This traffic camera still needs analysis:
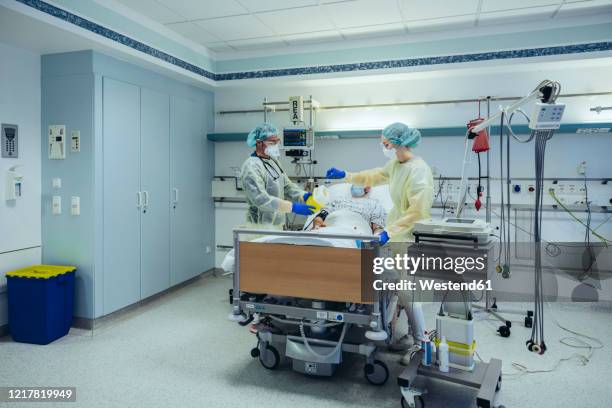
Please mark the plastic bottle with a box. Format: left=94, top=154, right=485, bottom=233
left=411, top=302, right=426, bottom=344
left=438, top=336, right=449, bottom=373
left=421, top=332, right=435, bottom=366
left=306, top=185, right=330, bottom=212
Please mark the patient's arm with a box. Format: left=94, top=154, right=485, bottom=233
left=313, top=216, right=327, bottom=229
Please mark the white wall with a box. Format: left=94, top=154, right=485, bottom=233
left=0, top=43, right=42, bottom=327
left=213, top=59, right=612, bottom=266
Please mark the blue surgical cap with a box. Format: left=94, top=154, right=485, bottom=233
left=382, top=122, right=421, bottom=148
left=246, top=123, right=279, bottom=147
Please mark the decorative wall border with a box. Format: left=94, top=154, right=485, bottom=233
left=16, top=0, right=612, bottom=82
left=16, top=0, right=216, bottom=80
left=214, top=42, right=612, bottom=81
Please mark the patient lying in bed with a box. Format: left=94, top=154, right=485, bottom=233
left=220, top=209, right=376, bottom=274
left=311, top=186, right=387, bottom=234
left=220, top=185, right=388, bottom=273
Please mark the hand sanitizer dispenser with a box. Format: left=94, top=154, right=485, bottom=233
left=6, top=165, right=23, bottom=201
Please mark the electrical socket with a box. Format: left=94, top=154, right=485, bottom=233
left=577, top=161, right=587, bottom=175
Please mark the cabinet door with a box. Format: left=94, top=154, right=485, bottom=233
left=140, top=88, right=170, bottom=298
left=170, top=96, right=205, bottom=285
left=102, top=78, right=141, bottom=314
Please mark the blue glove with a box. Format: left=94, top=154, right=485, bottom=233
left=378, top=230, right=389, bottom=246
left=292, top=202, right=316, bottom=216
left=325, top=167, right=346, bottom=179
left=303, top=192, right=312, bottom=202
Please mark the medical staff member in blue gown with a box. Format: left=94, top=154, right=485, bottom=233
left=240, top=123, right=315, bottom=230
left=325, top=122, right=434, bottom=244
left=325, top=122, right=434, bottom=364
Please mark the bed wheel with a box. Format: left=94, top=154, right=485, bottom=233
left=259, top=344, right=280, bottom=370
left=364, top=359, right=389, bottom=385
left=250, top=347, right=260, bottom=358
left=497, top=325, right=511, bottom=338
left=401, top=396, right=425, bottom=408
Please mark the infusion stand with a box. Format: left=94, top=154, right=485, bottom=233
left=471, top=87, right=559, bottom=336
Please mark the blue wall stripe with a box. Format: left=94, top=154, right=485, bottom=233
left=17, top=0, right=612, bottom=82
left=207, top=123, right=612, bottom=142
left=214, top=42, right=612, bottom=81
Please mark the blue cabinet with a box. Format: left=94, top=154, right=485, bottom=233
left=170, top=96, right=206, bottom=285
left=102, top=82, right=175, bottom=314
left=41, top=51, right=214, bottom=320
left=102, top=78, right=142, bottom=314
left=140, top=88, right=171, bottom=299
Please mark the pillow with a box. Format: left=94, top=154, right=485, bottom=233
left=325, top=182, right=352, bottom=201
left=369, top=185, right=393, bottom=212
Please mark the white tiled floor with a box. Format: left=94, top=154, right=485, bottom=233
left=1, top=275, right=610, bottom=408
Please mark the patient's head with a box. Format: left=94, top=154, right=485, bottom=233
left=350, top=185, right=371, bottom=198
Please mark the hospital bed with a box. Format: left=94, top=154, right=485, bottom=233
left=228, top=227, right=392, bottom=384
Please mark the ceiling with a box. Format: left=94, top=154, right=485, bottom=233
left=111, top=0, right=612, bottom=54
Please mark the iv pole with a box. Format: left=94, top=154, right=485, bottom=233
left=473, top=96, right=521, bottom=336
left=472, top=85, right=553, bottom=336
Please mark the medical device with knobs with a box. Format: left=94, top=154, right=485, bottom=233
left=457, top=80, right=563, bottom=218
left=469, top=80, right=560, bottom=134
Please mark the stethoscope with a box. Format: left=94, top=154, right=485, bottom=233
left=256, top=154, right=284, bottom=181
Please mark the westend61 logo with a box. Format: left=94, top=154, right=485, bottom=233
left=372, top=253, right=487, bottom=275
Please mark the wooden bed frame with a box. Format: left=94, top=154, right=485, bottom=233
left=239, top=242, right=375, bottom=304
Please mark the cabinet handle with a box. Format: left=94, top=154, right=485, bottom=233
left=143, top=191, right=149, bottom=210
left=173, top=188, right=179, bottom=205
left=137, top=191, right=143, bottom=210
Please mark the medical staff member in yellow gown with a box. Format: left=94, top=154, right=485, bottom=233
left=325, top=122, right=434, bottom=364
left=241, top=123, right=315, bottom=231
left=325, top=122, right=434, bottom=243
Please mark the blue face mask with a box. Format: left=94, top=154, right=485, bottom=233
left=351, top=186, right=366, bottom=197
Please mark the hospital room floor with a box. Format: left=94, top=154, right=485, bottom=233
left=1, top=274, right=611, bottom=408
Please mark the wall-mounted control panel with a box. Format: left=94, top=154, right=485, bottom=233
left=48, top=125, right=66, bottom=159
left=529, top=103, right=565, bottom=130
left=71, top=130, right=81, bottom=153
left=1, top=124, right=18, bottom=158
